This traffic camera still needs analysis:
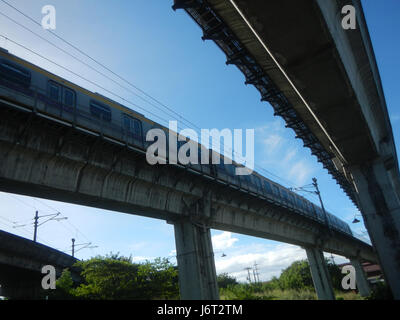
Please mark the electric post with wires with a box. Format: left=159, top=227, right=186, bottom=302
left=13, top=210, right=67, bottom=242
left=71, top=238, right=98, bottom=258
left=244, top=267, right=252, bottom=284
left=289, top=177, right=332, bottom=234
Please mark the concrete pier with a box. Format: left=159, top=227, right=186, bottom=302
left=349, top=258, right=371, bottom=297
left=351, top=161, right=400, bottom=299
left=306, top=247, right=335, bottom=300
left=173, top=220, right=219, bottom=300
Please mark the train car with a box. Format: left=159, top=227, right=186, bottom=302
left=0, top=47, right=353, bottom=237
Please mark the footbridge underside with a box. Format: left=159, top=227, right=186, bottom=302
left=172, top=0, right=400, bottom=299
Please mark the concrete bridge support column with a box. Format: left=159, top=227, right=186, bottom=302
left=351, top=161, right=400, bottom=299
left=306, top=247, right=335, bottom=300
left=173, top=220, right=219, bottom=300
left=349, top=258, right=371, bottom=297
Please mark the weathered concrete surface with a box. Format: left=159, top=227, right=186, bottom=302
left=306, top=247, right=335, bottom=300
left=349, top=258, right=371, bottom=297
left=173, top=221, right=219, bottom=299
left=0, top=104, right=376, bottom=265
left=0, top=230, right=78, bottom=299
left=351, top=162, right=400, bottom=299
left=205, top=0, right=398, bottom=182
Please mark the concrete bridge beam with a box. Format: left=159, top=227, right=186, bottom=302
left=173, top=220, right=219, bottom=300
left=351, top=160, right=400, bottom=299
left=349, top=258, right=371, bottom=297
left=306, top=247, right=335, bottom=300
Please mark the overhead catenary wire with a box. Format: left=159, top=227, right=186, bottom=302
left=0, top=34, right=173, bottom=128
left=1, top=193, right=96, bottom=251
left=0, top=0, right=201, bottom=129
left=0, top=32, right=298, bottom=190
left=0, top=213, right=55, bottom=246
left=0, top=10, right=200, bottom=128
left=0, top=219, right=31, bottom=238
left=0, top=1, right=303, bottom=189
left=31, top=197, right=93, bottom=244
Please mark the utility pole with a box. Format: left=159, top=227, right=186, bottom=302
left=253, top=262, right=260, bottom=283
left=244, top=267, right=252, bottom=283
left=72, top=241, right=98, bottom=257
left=72, top=238, right=75, bottom=257
left=252, top=266, right=257, bottom=284
left=312, top=177, right=331, bottom=233
left=13, top=211, right=67, bottom=242
left=33, top=210, right=39, bottom=242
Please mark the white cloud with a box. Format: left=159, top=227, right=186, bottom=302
left=282, top=148, right=297, bottom=164
left=212, top=232, right=239, bottom=251
left=254, top=121, right=318, bottom=188
left=262, top=134, right=283, bottom=152
left=214, top=243, right=307, bottom=282
left=131, top=256, right=155, bottom=263
left=288, top=161, right=314, bottom=186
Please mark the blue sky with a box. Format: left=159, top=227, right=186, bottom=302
left=0, top=0, right=398, bottom=282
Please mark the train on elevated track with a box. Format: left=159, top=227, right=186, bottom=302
left=0, top=47, right=353, bottom=236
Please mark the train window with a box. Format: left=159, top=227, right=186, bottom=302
left=64, top=88, right=75, bottom=108
left=303, top=200, right=311, bottom=212
left=49, top=81, right=61, bottom=101
left=295, top=196, right=303, bottom=208
left=280, top=189, right=290, bottom=202
left=0, top=60, right=31, bottom=86
left=272, top=184, right=281, bottom=197
left=253, top=175, right=262, bottom=191
left=243, top=174, right=252, bottom=189
left=289, top=193, right=296, bottom=205
left=263, top=181, right=273, bottom=194
left=316, top=206, right=323, bottom=217
left=90, top=101, right=111, bottom=122
left=123, top=114, right=142, bottom=140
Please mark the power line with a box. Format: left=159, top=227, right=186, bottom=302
left=0, top=0, right=200, bottom=128
left=31, top=197, right=93, bottom=244
left=0, top=1, right=302, bottom=189
left=0, top=219, right=32, bottom=239
left=0, top=213, right=54, bottom=247
left=2, top=193, right=95, bottom=249
left=0, top=10, right=201, bottom=129
left=0, top=214, right=16, bottom=225
left=2, top=33, right=297, bottom=190
left=0, top=1, right=193, bottom=129
left=20, top=196, right=87, bottom=241
left=4, top=193, right=36, bottom=210
left=0, top=34, right=172, bottom=127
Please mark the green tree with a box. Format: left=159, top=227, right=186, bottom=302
left=50, top=253, right=179, bottom=300
left=217, top=273, right=238, bottom=289
left=136, top=258, right=179, bottom=299
left=326, top=260, right=344, bottom=291
left=72, top=254, right=140, bottom=299
left=279, top=260, right=314, bottom=290
left=278, top=259, right=343, bottom=291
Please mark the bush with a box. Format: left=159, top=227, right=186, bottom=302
left=217, top=273, right=238, bottom=289
left=49, top=253, right=179, bottom=300
left=279, top=260, right=314, bottom=290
